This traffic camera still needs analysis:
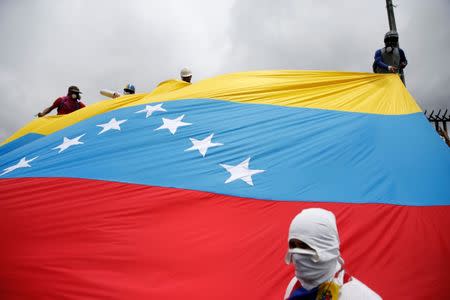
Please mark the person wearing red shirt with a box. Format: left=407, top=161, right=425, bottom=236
left=37, top=86, right=86, bottom=117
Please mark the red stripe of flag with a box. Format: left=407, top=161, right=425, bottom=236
left=1, top=178, right=449, bottom=299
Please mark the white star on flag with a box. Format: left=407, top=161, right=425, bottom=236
left=135, top=104, right=166, bottom=118
left=185, top=133, right=223, bottom=157
left=97, top=118, right=127, bottom=135
left=220, top=157, right=265, bottom=186
left=1, top=156, right=39, bottom=176
left=52, top=134, right=85, bottom=153
left=155, top=115, right=192, bottom=135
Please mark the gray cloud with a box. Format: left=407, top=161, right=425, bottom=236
left=1, top=0, right=449, bottom=142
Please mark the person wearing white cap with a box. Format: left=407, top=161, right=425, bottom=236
left=284, top=208, right=381, bottom=300
left=180, top=67, right=192, bottom=83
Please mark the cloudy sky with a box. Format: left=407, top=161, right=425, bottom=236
left=0, top=0, right=449, bottom=142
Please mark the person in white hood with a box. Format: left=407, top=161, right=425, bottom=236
left=284, top=208, right=381, bottom=300
left=180, top=67, right=192, bottom=83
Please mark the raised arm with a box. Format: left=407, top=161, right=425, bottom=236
left=37, top=98, right=61, bottom=117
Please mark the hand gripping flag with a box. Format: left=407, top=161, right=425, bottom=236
left=1, top=71, right=449, bottom=299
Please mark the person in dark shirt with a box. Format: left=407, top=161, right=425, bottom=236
left=37, top=86, right=86, bottom=117
left=373, top=31, right=408, bottom=85
left=180, top=67, right=192, bottom=83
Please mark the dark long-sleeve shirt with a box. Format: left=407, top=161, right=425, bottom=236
left=374, top=48, right=407, bottom=71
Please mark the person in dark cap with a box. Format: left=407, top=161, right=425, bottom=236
left=373, top=30, right=408, bottom=85
left=37, top=86, right=86, bottom=117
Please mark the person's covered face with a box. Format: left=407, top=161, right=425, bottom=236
left=285, top=208, right=341, bottom=291
left=384, top=37, right=398, bottom=50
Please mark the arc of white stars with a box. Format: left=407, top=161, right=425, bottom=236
left=135, top=104, right=166, bottom=118
left=185, top=133, right=223, bottom=157
left=52, top=134, right=85, bottom=153
left=1, top=156, right=39, bottom=176
left=155, top=115, right=192, bottom=135
left=97, top=118, right=127, bottom=135
left=220, top=157, right=265, bottom=186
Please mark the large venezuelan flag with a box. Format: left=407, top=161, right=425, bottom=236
left=1, top=71, right=449, bottom=299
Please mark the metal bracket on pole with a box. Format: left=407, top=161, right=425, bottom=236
left=424, top=109, right=450, bottom=132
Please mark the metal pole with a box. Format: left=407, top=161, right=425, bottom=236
left=386, top=0, right=397, bottom=31
left=385, top=0, right=406, bottom=85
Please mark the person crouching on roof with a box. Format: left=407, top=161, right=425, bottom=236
left=37, top=86, right=86, bottom=117
left=284, top=208, right=381, bottom=300
left=123, top=83, right=135, bottom=95
left=113, top=83, right=136, bottom=98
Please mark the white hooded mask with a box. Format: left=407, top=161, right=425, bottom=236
left=285, top=208, right=342, bottom=290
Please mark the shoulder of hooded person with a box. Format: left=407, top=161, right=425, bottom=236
left=339, top=276, right=382, bottom=300
left=284, top=271, right=382, bottom=300
left=284, top=277, right=300, bottom=299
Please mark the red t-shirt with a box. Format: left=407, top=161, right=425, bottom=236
left=50, top=96, right=85, bottom=115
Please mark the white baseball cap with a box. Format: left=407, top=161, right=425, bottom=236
left=180, top=67, right=192, bottom=78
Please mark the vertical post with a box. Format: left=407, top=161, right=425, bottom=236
left=385, top=0, right=406, bottom=84
left=443, top=110, right=448, bottom=132
left=386, top=0, right=397, bottom=31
